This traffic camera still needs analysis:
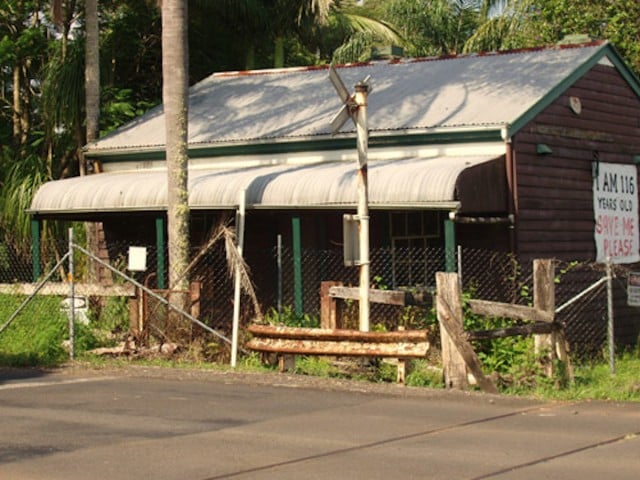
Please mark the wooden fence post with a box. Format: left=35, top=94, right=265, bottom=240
left=533, top=259, right=573, bottom=381
left=437, top=272, right=468, bottom=389
left=320, top=281, right=343, bottom=329
left=436, top=272, right=498, bottom=394
left=533, top=259, right=556, bottom=376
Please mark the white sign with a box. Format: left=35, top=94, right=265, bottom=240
left=593, top=162, right=639, bottom=263
left=128, top=246, right=147, bottom=271
left=627, top=272, right=640, bottom=306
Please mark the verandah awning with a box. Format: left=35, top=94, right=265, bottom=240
left=29, top=155, right=505, bottom=216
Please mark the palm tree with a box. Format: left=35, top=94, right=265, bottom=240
left=85, top=0, right=100, bottom=147
left=463, top=0, right=538, bottom=53
left=160, top=0, right=191, bottom=299
left=384, top=0, right=482, bottom=57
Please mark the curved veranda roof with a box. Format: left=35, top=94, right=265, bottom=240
left=29, top=155, right=506, bottom=217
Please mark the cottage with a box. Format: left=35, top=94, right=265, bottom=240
left=29, top=40, right=640, bottom=345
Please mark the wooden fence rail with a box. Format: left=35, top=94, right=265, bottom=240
left=246, top=324, right=431, bottom=383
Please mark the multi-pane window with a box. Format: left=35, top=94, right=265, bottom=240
left=390, top=211, right=440, bottom=287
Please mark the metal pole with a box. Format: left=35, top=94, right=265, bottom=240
left=606, top=259, right=615, bottom=375
left=231, top=190, right=246, bottom=368
left=68, top=227, right=75, bottom=360
left=355, top=81, right=370, bottom=332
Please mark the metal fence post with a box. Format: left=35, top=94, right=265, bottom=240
left=606, top=259, right=615, bottom=375
left=231, top=190, right=246, bottom=368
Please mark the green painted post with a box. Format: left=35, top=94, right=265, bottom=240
left=156, top=216, right=166, bottom=289
left=292, top=216, right=303, bottom=316
left=31, top=218, right=41, bottom=281
left=444, top=217, right=456, bottom=273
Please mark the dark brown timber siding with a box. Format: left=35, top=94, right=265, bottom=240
left=514, top=64, right=640, bottom=261
left=513, top=63, right=640, bottom=348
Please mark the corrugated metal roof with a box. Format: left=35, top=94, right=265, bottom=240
left=86, top=43, right=609, bottom=154
left=29, top=155, right=501, bottom=215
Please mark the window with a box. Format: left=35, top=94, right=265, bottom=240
left=390, top=211, right=441, bottom=287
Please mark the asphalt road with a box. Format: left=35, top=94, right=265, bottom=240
left=0, top=366, right=639, bottom=480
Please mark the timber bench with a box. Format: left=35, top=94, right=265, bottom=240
left=246, top=324, right=431, bottom=383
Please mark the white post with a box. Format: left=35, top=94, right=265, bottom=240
left=231, top=190, right=246, bottom=367
left=355, top=81, right=370, bottom=332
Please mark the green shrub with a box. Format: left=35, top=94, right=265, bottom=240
left=264, top=305, right=319, bottom=328
left=461, top=293, right=544, bottom=389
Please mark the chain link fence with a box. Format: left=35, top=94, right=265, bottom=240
left=271, top=245, right=639, bottom=359
left=1, top=235, right=638, bottom=364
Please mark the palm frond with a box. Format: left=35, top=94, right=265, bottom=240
left=463, top=0, right=534, bottom=53
left=40, top=40, right=85, bottom=135
left=223, top=223, right=263, bottom=321
left=339, top=13, right=403, bottom=45
left=0, top=153, right=49, bottom=250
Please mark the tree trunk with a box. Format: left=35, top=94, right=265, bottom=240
left=85, top=0, right=99, bottom=146
left=84, top=0, right=109, bottom=284
left=12, top=64, right=22, bottom=148
left=274, top=36, right=285, bottom=68
left=161, top=0, right=190, bottom=302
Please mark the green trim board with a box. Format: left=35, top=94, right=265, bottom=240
left=31, top=219, right=41, bottom=281
left=292, top=216, right=303, bottom=317
left=155, top=217, right=166, bottom=289
left=444, top=218, right=456, bottom=273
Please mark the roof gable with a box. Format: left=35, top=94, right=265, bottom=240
left=87, top=41, right=640, bottom=156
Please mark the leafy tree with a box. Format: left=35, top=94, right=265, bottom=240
left=527, top=0, right=640, bottom=74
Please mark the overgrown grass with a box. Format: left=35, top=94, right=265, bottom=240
left=0, top=294, right=108, bottom=366
left=517, top=349, right=640, bottom=402
left=0, top=295, right=69, bottom=366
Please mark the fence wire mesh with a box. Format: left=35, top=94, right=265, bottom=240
left=1, top=237, right=639, bottom=364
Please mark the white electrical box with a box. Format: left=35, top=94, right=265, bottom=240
left=343, top=214, right=360, bottom=266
